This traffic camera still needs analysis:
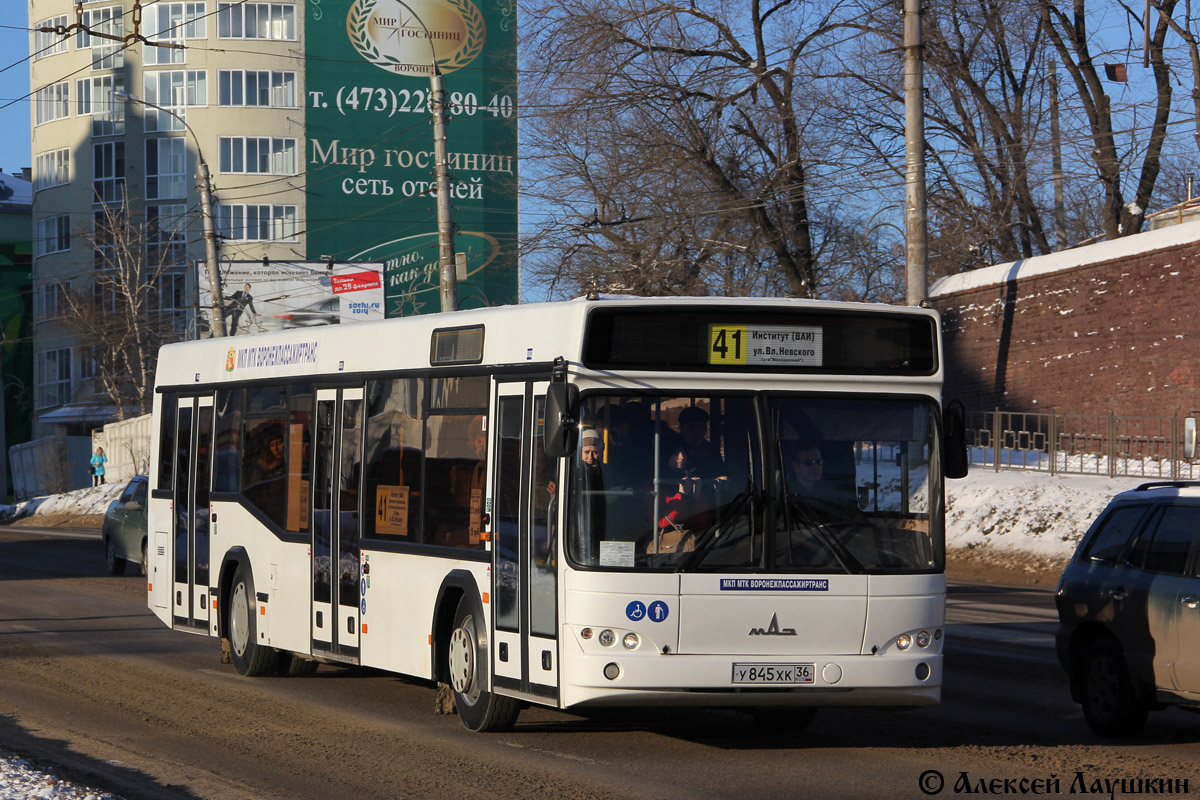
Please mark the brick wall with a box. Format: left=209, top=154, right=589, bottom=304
left=928, top=224, right=1200, bottom=418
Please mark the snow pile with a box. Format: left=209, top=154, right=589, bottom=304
left=944, top=470, right=1145, bottom=560
left=0, top=751, right=121, bottom=800
left=0, top=483, right=124, bottom=525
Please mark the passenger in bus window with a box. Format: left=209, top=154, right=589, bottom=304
left=247, top=425, right=286, bottom=486
left=578, top=429, right=607, bottom=538
left=677, top=406, right=724, bottom=478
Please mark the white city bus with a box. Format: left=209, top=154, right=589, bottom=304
left=147, top=295, right=967, bottom=731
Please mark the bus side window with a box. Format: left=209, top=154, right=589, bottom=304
left=213, top=388, right=244, bottom=493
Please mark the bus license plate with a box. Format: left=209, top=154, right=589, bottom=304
left=731, top=663, right=815, bottom=685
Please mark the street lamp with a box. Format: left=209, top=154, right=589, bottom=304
left=114, top=89, right=227, bottom=337
left=395, top=0, right=458, bottom=313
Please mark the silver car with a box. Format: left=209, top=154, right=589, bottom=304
left=1055, top=481, right=1200, bottom=736
left=102, top=475, right=149, bottom=575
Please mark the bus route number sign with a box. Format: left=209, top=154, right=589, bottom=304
left=708, top=324, right=823, bottom=367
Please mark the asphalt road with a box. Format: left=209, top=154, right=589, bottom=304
left=2, top=525, right=1198, bottom=800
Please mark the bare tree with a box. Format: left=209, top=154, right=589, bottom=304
left=1039, top=0, right=1175, bottom=238
left=521, top=0, right=870, bottom=299
left=59, top=199, right=188, bottom=418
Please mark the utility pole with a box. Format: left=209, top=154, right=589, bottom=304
left=430, top=68, right=458, bottom=313
left=114, top=90, right=226, bottom=336
left=903, top=0, right=929, bottom=306
left=196, top=158, right=226, bottom=336
left=1050, top=61, right=1067, bottom=251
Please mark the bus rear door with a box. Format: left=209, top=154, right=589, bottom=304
left=171, top=395, right=213, bottom=632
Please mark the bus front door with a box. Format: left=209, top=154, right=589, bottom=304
left=311, top=387, right=364, bottom=662
left=171, top=395, right=213, bottom=632
left=491, top=381, right=560, bottom=703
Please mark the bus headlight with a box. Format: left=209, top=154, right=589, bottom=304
left=580, top=627, right=593, bottom=640
left=916, top=630, right=931, bottom=648
left=622, top=633, right=639, bottom=650
left=896, top=633, right=913, bottom=650
left=598, top=629, right=616, bottom=647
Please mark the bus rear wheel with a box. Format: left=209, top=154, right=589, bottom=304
left=228, top=564, right=277, bottom=677
left=448, top=596, right=519, bottom=732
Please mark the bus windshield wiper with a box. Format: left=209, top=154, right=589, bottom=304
left=676, top=486, right=755, bottom=572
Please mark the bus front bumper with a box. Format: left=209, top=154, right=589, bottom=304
left=556, top=650, right=943, bottom=709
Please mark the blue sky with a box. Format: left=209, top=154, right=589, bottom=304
left=0, top=5, right=31, bottom=174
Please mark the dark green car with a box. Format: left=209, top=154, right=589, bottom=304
left=103, top=475, right=148, bottom=575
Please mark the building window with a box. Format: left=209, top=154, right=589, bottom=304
left=36, top=348, right=73, bottom=409
left=93, top=141, right=125, bottom=203
left=144, top=2, right=208, bottom=65
left=219, top=137, right=296, bottom=174
left=76, top=6, right=125, bottom=70
left=143, top=70, right=207, bottom=131
left=147, top=204, right=188, bottom=266
left=35, top=82, right=70, bottom=125
left=34, top=283, right=68, bottom=318
left=217, top=70, right=295, bottom=107
left=147, top=138, right=188, bottom=200
left=218, top=204, right=298, bottom=241
left=217, top=3, right=296, bottom=40
left=76, top=75, right=125, bottom=136
left=34, top=149, right=71, bottom=191
left=35, top=215, right=71, bottom=257
left=78, top=346, right=98, bottom=382
left=34, top=17, right=69, bottom=58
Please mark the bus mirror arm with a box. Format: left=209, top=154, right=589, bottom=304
left=943, top=400, right=969, bottom=479
left=544, top=382, right=580, bottom=458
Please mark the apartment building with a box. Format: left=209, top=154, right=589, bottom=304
left=29, top=0, right=518, bottom=440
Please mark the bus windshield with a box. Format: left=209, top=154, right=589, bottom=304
left=566, top=394, right=943, bottom=574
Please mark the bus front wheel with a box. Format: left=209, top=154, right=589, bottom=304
left=228, top=564, right=277, bottom=677
left=448, top=596, right=519, bottom=732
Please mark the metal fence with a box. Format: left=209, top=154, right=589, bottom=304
left=965, top=409, right=1198, bottom=480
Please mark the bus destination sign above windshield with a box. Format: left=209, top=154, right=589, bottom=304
left=708, top=324, right=823, bottom=367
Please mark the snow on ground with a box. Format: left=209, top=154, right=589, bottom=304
left=0, top=749, right=122, bottom=800
left=0, top=467, right=1155, bottom=797
left=944, top=469, right=1147, bottom=561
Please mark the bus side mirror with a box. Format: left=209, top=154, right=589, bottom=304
left=1186, top=417, right=1197, bottom=460
left=943, top=401, right=969, bottom=479
left=544, top=383, right=579, bottom=457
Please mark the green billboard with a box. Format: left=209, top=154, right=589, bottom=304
left=306, top=0, right=518, bottom=315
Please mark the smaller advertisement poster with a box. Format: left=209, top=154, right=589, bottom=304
left=197, top=260, right=385, bottom=337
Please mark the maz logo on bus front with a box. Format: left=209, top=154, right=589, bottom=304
left=748, top=613, right=797, bottom=636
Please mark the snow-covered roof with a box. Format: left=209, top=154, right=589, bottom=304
left=0, top=169, right=32, bottom=209
left=929, top=220, right=1200, bottom=297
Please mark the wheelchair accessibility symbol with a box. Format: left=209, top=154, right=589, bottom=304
left=626, top=600, right=670, bottom=622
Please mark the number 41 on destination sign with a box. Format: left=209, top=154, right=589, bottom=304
left=709, top=324, right=748, bottom=365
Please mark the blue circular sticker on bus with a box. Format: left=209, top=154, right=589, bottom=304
left=360, top=598, right=367, bottom=615
left=648, top=600, right=669, bottom=622
left=625, top=601, right=646, bottom=621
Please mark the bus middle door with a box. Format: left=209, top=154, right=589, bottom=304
left=491, top=381, right=560, bottom=703
left=311, top=387, right=364, bottom=662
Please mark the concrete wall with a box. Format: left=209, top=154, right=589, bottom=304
left=928, top=222, right=1200, bottom=417
left=92, top=412, right=152, bottom=483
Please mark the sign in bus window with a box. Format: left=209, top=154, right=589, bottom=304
left=375, top=485, right=410, bottom=535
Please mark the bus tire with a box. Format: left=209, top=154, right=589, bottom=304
left=448, top=596, right=519, bottom=732
left=228, top=564, right=276, bottom=677
left=278, top=653, right=319, bottom=677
